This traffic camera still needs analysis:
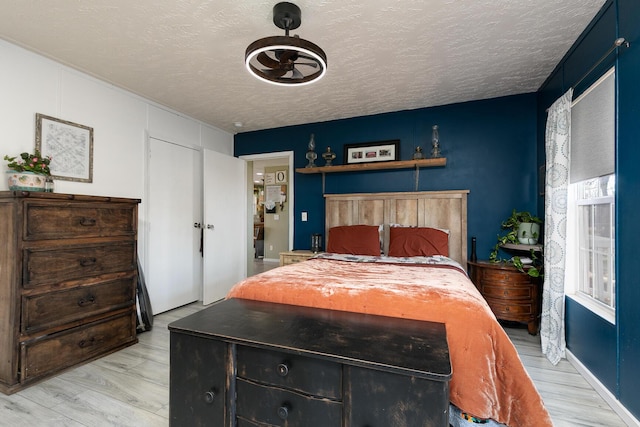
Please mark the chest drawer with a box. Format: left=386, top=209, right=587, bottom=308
left=21, top=312, right=135, bottom=381
left=236, top=378, right=342, bottom=427
left=22, top=274, right=136, bottom=333
left=481, top=283, right=534, bottom=300
left=236, top=345, right=342, bottom=399
left=23, top=241, right=136, bottom=287
left=23, top=202, right=137, bottom=240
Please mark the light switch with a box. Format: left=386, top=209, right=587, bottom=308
left=302, top=212, right=308, bottom=221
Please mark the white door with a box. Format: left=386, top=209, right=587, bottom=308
left=203, top=149, right=247, bottom=304
left=147, top=137, right=202, bottom=313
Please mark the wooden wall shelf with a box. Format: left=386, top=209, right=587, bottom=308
left=296, top=157, right=446, bottom=174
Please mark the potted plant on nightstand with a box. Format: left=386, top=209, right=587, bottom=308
left=4, top=150, right=52, bottom=192
left=489, top=210, right=543, bottom=277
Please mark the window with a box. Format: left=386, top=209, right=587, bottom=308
left=566, top=67, right=616, bottom=322
left=574, top=176, right=615, bottom=309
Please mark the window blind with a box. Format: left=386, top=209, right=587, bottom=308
left=570, top=68, right=615, bottom=183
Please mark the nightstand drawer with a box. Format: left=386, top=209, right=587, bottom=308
left=482, top=283, right=534, bottom=300
left=279, top=250, right=316, bottom=266
left=237, top=346, right=342, bottom=399
left=23, top=241, right=136, bottom=287
left=485, top=299, right=534, bottom=317
left=22, top=274, right=136, bottom=333
left=24, top=202, right=137, bottom=240
left=236, top=378, right=342, bottom=427
left=482, top=268, right=532, bottom=284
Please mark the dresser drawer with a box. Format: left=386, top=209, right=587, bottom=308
left=21, top=312, right=135, bottom=381
left=481, top=283, right=534, bottom=300
left=23, top=202, right=137, bottom=240
left=23, top=241, right=136, bottom=287
left=22, top=274, right=136, bottom=333
left=237, top=346, right=342, bottom=399
left=484, top=299, right=534, bottom=317
left=236, top=378, right=342, bottom=427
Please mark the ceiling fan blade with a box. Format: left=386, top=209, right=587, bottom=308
left=291, top=68, right=304, bottom=79
left=262, top=68, right=287, bottom=78
left=296, top=53, right=320, bottom=62
left=292, top=62, right=318, bottom=68
left=257, top=52, right=280, bottom=69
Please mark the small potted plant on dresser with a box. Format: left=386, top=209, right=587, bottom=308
left=4, top=150, right=52, bottom=192
left=489, top=209, right=543, bottom=277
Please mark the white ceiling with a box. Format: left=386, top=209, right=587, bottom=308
left=0, top=1, right=605, bottom=134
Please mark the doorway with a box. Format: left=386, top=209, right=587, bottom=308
left=241, top=151, right=294, bottom=276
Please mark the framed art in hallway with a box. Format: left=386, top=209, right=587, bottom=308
left=35, top=113, right=94, bottom=182
left=343, top=140, right=399, bottom=164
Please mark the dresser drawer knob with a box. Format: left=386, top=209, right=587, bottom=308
left=277, top=402, right=291, bottom=420
left=277, top=362, right=290, bottom=377
left=203, top=388, right=217, bottom=404
left=78, top=295, right=96, bottom=307
left=79, top=257, right=97, bottom=267
left=79, top=217, right=97, bottom=226
left=504, top=290, right=509, bottom=296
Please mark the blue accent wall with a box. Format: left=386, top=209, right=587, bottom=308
left=537, top=0, right=640, bottom=419
left=235, top=94, right=538, bottom=258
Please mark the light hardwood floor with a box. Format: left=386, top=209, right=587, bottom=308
left=0, top=302, right=629, bottom=426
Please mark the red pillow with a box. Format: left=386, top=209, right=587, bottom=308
left=387, top=226, right=449, bottom=257
left=327, top=225, right=381, bottom=256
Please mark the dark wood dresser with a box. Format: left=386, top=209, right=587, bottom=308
left=0, top=191, right=140, bottom=394
left=169, top=298, right=451, bottom=427
left=468, top=260, right=542, bottom=334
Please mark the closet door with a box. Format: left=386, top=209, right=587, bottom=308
left=147, top=137, right=202, bottom=313
left=202, top=149, right=247, bottom=304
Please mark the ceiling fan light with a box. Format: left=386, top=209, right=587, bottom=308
left=245, top=36, right=327, bottom=86
left=245, top=3, right=327, bottom=87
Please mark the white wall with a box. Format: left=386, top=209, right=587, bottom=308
left=0, top=39, right=234, bottom=267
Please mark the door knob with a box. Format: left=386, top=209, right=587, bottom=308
left=207, top=224, right=214, bottom=230
left=194, top=222, right=202, bottom=229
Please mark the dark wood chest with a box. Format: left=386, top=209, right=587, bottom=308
left=0, top=191, right=140, bottom=394
left=169, top=298, right=451, bottom=427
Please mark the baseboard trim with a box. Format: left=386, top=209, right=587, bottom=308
left=566, top=350, right=639, bottom=426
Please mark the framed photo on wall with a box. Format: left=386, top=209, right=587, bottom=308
left=35, top=113, right=94, bottom=182
left=343, top=140, right=399, bottom=164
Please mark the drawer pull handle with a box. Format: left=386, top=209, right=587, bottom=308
left=203, top=388, right=217, bottom=404
left=78, top=337, right=96, bottom=348
left=79, top=257, right=97, bottom=267
left=277, top=362, right=290, bottom=377
left=79, top=217, right=97, bottom=226
left=504, top=290, right=509, bottom=296
left=277, top=402, right=291, bottom=420
left=78, top=295, right=96, bottom=307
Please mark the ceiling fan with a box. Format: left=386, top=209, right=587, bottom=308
left=245, top=2, right=327, bottom=86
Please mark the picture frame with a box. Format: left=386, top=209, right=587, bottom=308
left=343, top=140, right=399, bottom=164
left=35, top=113, right=94, bottom=182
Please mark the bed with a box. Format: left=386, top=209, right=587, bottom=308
left=227, top=191, right=552, bottom=427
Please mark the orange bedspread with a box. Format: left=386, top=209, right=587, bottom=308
left=227, top=257, right=552, bottom=427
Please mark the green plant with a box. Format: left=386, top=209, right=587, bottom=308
left=4, top=150, right=51, bottom=175
left=489, top=209, right=543, bottom=277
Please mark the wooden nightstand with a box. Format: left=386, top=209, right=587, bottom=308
left=279, top=250, right=317, bottom=266
left=468, top=260, right=542, bottom=335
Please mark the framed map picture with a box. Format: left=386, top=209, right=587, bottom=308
left=35, top=113, right=94, bottom=182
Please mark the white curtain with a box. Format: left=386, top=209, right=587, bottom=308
left=541, top=89, right=572, bottom=365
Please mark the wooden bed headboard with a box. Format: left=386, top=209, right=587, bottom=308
left=324, top=190, right=469, bottom=267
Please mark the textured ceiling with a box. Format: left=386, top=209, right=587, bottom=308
left=0, top=0, right=605, bottom=134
